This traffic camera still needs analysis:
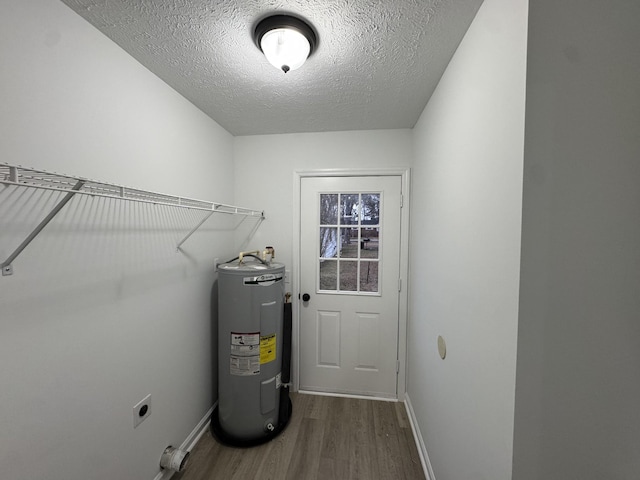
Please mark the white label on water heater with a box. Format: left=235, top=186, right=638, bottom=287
left=243, top=273, right=283, bottom=286
left=230, top=354, right=260, bottom=376
left=231, top=332, right=260, bottom=346
left=230, top=332, right=260, bottom=376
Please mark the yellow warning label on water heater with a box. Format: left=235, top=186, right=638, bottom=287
left=260, top=334, right=276, bottom=364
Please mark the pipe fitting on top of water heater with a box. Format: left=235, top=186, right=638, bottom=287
left=237, top=250, right=260, bottom=264
left=263, top=246, right=275, bottom=263
left=237, top=246, right=275, bottom=265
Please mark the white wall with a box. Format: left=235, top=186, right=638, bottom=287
left=0, top=2, right=235, bottom=479
left=408, top=0, right=528, bottom=478
left=512, top=1, right=640, bottom=479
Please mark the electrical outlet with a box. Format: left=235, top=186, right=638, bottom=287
left=133, top=394, right=151, bottom=428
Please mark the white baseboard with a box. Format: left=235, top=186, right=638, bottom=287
left=404, top=393, right=436, bottom=480
left=152, top=402, right=216, bottom=480
left=298, top=389, right=398, bottom=402
left=181, top=403, right=216, bottom=452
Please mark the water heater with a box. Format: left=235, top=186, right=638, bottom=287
left=211, top=256, right=290, bottom=446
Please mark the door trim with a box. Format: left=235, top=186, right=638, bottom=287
left=292, top=168, right=411, bottom=400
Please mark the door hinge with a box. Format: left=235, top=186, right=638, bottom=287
left=398, top=278, right=402, bottom=292
left=400, top=194, right=403, bottom=208
left=396, top=360, right=400, bottom=373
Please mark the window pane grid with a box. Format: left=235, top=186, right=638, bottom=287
left=318, top=192, right=381, bottom=294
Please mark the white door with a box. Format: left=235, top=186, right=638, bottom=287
left=299, top=175, right=402, bottom=398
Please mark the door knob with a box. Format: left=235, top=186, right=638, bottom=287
left=302, top=293, right=311, bottom=302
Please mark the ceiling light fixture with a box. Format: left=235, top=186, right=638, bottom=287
left=254, top=15, right=317, bottom=73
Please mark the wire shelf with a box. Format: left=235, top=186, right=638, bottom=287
left=0, top=163, right=265, bottom=275
left=0, top=163, right=263, bottom=216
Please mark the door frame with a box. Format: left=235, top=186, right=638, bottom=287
left=292, top=168, right=411, bottom=401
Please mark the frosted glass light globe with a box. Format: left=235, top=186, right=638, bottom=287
left=260, top=27, right=311, bottom=73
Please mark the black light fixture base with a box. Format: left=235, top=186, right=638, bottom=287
left=253, top=14, right=318, bottom=57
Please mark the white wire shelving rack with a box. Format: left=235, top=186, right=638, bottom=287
left=0, top=163, right=264, bottom=276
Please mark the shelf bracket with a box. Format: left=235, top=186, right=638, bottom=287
left=176, top=210, right=215, bottom=251
left=1, top=179, right=85, bottom=276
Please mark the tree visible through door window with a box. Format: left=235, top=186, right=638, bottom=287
left=318, top=192, right=380, bottom=293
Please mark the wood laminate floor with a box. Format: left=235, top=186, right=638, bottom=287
left=175, top=392, right=425, bottom=480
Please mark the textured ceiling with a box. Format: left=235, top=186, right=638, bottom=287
left=61, top=0, right=483, bottom=136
